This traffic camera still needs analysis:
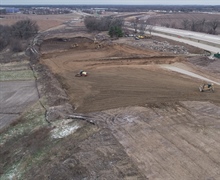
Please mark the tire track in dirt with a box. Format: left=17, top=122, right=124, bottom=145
left=87, top=102, right=220, bottom=180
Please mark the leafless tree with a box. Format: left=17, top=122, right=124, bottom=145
left=190, top=20, right=197, bottom=31
left=11, top=19, right=39, bottom=39
left=146, top=25, right=154, bottom=35
left=0, top=25, right=11, bottom=50
left=198, top=18, right=206, bottom=32
left=209, top=19, right=219, bottom=34
left=182, top=19, right=190, bottom=30
left=131, top=17, right=139, bottom=33
left=171, top=22, right=176, bottom=28
left=139, top=21, right=147, bottom=35
left=84, top=16, right=123, bottom=32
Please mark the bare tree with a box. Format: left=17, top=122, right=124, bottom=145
left=182, top=19, right=190, bottom=30
left=190, top=20, right=197, bottom=31
left=171, top=22, right=176, bottom=28
left=131, top=17, right=139, bottom=33
left=146, top=25, right=154, bottom=35
left=84, top=16, right=123, bottom=32
left=198, top=18, right=206, bottom=32
left=11, top=19, right=39, bottom=39
left=139, top=21, right=147, bottom=35
left=0, top=25, right=11, bottom=50
left=209, top=19, right=219, bottom=34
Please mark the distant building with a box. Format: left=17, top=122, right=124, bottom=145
left=5, top=7, right=19, bottom=13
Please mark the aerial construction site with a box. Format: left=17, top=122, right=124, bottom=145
left=1, top=8, right=220, bottom=180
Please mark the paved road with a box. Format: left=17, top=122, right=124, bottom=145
left=153, top=26, right=220, bottom=46
left=151, top=26, right=220, bottom=54
left=127, top=26, right=220, bottom=53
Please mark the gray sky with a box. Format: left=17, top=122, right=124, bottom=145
left=1, top=0, right=220, bottom=5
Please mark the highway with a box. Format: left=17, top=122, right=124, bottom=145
left=150, top=26, right=220, bottom=54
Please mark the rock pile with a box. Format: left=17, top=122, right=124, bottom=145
left=133, top=40, right=189, bottom=54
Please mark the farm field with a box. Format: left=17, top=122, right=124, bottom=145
left=0, top=61, right=39, bottom=131
left=0, top=13, right=81, bottom=31
left=1, top=12, right=220, bottom=180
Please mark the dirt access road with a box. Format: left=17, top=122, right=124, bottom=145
left=38, top=35, right=220, bottom=179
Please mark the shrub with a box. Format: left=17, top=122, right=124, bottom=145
left=0, top=25, right=11, bottom=50
left=10, top=38, right=23, bottom=52
left=109, top=26, right=123, bottom=38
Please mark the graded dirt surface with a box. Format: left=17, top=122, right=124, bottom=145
left=37, top=35, right=220, bottom=180
left=40, top=37, right=220, bottom=113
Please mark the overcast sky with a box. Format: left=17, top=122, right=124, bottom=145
left=1, top=0, right=220, bottom=5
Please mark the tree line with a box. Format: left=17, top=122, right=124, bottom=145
left=0, top=19, right=39, bottom=52
left=84, top=16, right=124, bottom=38
left=181, top=19, right=219, bottom=35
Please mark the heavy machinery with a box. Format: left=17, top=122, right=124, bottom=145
left=75, top=70, right=88, bottom=77
left=214, top=52, right=220, bottom=59
left=199, top=83, right=214, bottom=92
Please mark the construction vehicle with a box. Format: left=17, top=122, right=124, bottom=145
left=135, top=35, right=152, bottom=40
left=75, top=70, right=88, bottom=77
left=214, top=52, right=220, bottom=59
left=199, top=83, right=214, bottom=92
left=138, top=35, right=145, bottom=39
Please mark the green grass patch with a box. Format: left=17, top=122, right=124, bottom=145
left=0, top=70, right=34, bottom=81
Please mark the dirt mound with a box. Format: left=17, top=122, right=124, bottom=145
left=40, top=37, right=100, bottom=53
left=187, top=56, right=216, bottom=67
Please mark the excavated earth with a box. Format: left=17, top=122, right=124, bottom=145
left=37, top=36, right=220, bottom=179
left=1, top=34, right=220, bottom=180
left=40, top=37, right=220, bottom=113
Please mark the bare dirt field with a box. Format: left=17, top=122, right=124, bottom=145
left=0, top=13, right=81, bottom=31
left=40, top=37, right=220, bottom=113
left=37, top=33, right=220, bottom=179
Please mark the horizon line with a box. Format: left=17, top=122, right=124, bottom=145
left=1, top=4, right=220, bottom=6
